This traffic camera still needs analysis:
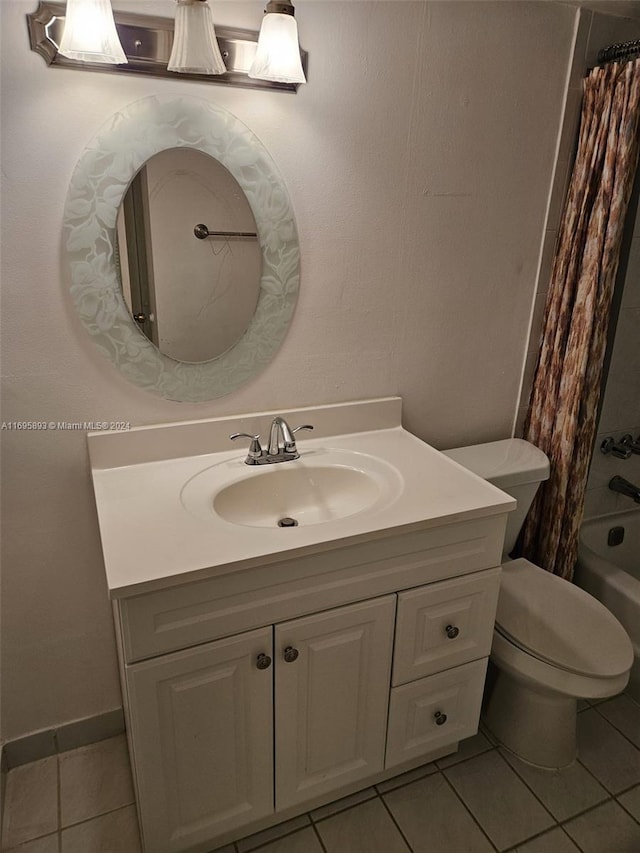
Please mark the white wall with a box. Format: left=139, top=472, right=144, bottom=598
left=0, top=0, right=576, bottom=741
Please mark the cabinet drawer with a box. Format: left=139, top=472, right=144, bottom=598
left=392, top=567, right=500, bottom=686
left=385, top=658, right=487, bottom=769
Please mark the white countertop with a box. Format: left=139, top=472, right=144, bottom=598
left=88, top=399, right=515, bottom=598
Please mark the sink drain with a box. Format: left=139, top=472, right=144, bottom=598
left=277, top=517, right=299, bottom=528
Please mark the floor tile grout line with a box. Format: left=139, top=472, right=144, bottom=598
left=308, top=789, right=378, bottom=824
left=56, top=752, right=62, bottom=853
left=58, top=801, right=137, bottom=835
left=556, top=794, right=622, bottom=834
left=2, top=755, right=62, bottom=851
left=553, top=794, right=640, bottom=853
left=452, top=748, right=559, bottom=839
left=371, top=742, right=499, bottom=800
left=500, top=824, right=567, bottom=853
left=310, top=819, right=328, bottom=853
left=590, top=699, right=640, bottom=752
left=559, top=793, right=614, bottom=824
left=241, top=824, right=314, bottom=853
left=613, top=793, right=640, bottom=828
left=372, top=767, right=436, bottom=798
left=558, top=823, right=587, bottom=853
left=438, top=769, right=500, bottom=852
left=615, top=779, right=640, bottom=798
left=434, top=742, right=496, bottom=773
left=501, top=822, right=588, bottom=853
left=236, top=817, right=313, bottom=853
left=497, top=746, right=612, bottom=825
left=376, top=788, right=418, bottom=852
left=574, top=753, right=635, bottom=799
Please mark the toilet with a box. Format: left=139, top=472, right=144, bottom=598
left=443, top=438, right=633, bottom=769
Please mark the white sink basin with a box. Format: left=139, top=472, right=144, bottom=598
left=181, top=449, right=404, bottom=528
left=87, top=398, right=516, bottom=595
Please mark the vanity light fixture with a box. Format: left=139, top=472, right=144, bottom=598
left=249, top=0, right=306, bottom=84
left=167, top=0, right=226, bottom=75
left=27, top=1, right=307, bottom=92
left=58, top=0, right=126, bottom=64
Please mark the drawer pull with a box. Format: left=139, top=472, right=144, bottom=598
left=445, top=624, right=460, bottom=639
left=256, top=653, right=272, bottom=670
left=434, top=711, right=447, bottom=726
left=283, top=646, right=299, bottom=663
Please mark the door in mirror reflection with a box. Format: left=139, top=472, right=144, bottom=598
left=117, top=148, right=262, bottom=363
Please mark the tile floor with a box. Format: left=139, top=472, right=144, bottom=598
left=3, top=693, right=640, bottom=853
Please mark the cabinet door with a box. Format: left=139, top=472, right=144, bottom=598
left=386, top=658, right=488, bottom=769
left=275, top=596, right=395, bottom=811
left=126, top=627, right=273, bottom=853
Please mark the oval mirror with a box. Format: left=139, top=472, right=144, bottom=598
left=63, top=95, right=299, bottom=402
left=117, top=148, right=262, bottom=363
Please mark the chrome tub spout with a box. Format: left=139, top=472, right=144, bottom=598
left=609, top=476, right=640, bottom=504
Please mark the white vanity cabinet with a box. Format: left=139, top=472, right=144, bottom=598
left=115, top=555, right=501, bottom=853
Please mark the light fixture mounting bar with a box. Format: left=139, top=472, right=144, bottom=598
left=27, top=1, right=307, bottom=92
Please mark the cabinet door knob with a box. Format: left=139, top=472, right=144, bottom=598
left=256, top=653, right=272, bottom=670
left=445, top=624, right=459, bottom=639
left=283, top=646, right=299, bottom=663
left=434, top=711, right=447, bottom=726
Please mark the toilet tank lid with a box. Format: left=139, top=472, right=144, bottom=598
left=442, top=439, right=550, bottom=489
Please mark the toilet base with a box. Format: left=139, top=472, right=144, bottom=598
left=483, top=667, right=577, bottom=769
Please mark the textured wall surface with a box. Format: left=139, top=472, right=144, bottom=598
left=1, top=0, right=575, bottom=740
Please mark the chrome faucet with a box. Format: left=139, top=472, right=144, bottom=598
left=267, top=417, right=313, bottom=460
left=268, top=416, right=297, bottom=456
left=230, top=417, right=313, bottom=465
left=609, top=476, right=640, bottom=504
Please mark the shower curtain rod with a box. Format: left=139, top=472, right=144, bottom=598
left=597, top=38, right=640, bottom=65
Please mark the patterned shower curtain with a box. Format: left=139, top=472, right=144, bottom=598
left=519, top=57, right=640, bottom=580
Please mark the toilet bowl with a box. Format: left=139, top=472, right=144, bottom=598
left=483, top=557, right=632, bottom=767
left=443, top=440, right=633, bottom=768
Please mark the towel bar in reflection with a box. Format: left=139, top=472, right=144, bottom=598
left=194, top=223, right=257, bottom=240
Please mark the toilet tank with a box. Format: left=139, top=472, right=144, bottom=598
left=442, top=439, right=550, bottom=557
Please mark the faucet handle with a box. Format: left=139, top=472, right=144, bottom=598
left=230, top=432, right=263, bottom=461
left=292, top=424, right=314, bottom=435
left=620, top=434, right=640, bottom=455
left=287, top=424, right=314, bottom=452
left=600, top=437, right=632, bottom=459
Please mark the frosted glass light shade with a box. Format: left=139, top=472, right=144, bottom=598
left=58, top=0, right=127, bottom=64
left=168, top=0, right=226, bottom=75
left=249, top=13, right=306, bottom=84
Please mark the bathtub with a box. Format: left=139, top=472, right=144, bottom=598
left=575, top=509, right=640, bottom=702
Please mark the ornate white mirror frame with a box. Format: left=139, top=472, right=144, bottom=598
left=63, top=95, right=300, bottom=402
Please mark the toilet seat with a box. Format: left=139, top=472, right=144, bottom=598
left=495, top=558, right=633, bottom=678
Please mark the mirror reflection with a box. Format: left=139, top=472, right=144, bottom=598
left=116, top=148, right=262, bottom=363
